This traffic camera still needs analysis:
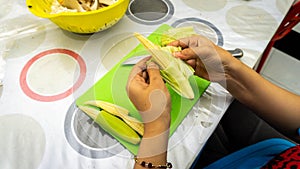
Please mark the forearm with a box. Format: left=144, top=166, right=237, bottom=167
left=134, top=113, right=171, bottom=169
left=134, top=130, right=169, bottom=169
left=224, top=58, right=300, bottom=141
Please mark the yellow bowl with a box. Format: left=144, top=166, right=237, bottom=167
left=26, top=0, right=129, bottom=33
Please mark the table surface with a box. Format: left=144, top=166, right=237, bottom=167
left=0, top=0, right=295, bottom=168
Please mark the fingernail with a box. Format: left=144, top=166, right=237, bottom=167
left=147, top=61, right=159, bottom=69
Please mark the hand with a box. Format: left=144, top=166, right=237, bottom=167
left=126, top=57, right=171, bottom=128
left=127, top=57, right=171, bottom=163
left=168, top=35, right=236, bottom=83
left=169, top=36, right=300, bottom=142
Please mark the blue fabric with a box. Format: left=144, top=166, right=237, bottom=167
left=298, top=128, right=300, bottom=136
left=203, top=138, right=296, bottom=169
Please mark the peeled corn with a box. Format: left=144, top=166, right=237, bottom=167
left=78, top=100, right=144, bottom=144
left=134, top=32, right=195, bottom=99
left=84, top=100, right=144, bottom=136
left=79, top=106, right=141, bottom=144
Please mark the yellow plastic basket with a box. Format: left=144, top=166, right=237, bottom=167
left=26, top=0, right=129, bottom=33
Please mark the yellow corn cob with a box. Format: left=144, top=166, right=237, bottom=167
left=134, top=32, right=170, bottom=69
left=134, top=32, right=195, bottom=99
left=84, top=100, right=144, bottom=136
left=79, top=106, right=141, bottom=145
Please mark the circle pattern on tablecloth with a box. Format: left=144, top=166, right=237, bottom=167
left=64, top=102, right=126, bottom=159
left=0, top=0, right=12, bottom=18
left=100, top=33, right=140, bottom=71
left=126, top=0, right=174, bottom=25
left=0, top=114, right=46, bottom=169
left=20, top=48, right=86, bottom=102
left=182, top=0, right=227, bottom=11
left=226, top=5, right=278, bottom=41
left=0, top=15, right=46, bottom=58
left=172, top=17, right=224, bottom=46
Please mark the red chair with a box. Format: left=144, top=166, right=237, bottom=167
left=256, top=1, right=300, bottom=73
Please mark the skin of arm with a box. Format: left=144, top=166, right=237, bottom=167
left=169, top=35, right=300, bottom=142
left=226, top=57, right=300, bottom=142
left=126, top=57, right=171, bottom=169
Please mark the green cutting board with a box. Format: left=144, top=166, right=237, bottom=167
left=76, top=24, right=210, bottom=155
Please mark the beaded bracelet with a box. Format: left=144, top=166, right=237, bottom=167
left=134, top=156, right=173, bottom=168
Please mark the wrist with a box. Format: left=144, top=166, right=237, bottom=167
left=221, top=57, right=244, bottom=88
left=144, top=110, right=170, bottom=137
left=143, top=118, right=170, bottom=137
left=137, top=122, right=170, bottom=158
left=223, top=58, right=258, bottom=104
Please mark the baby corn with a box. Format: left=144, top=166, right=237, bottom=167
left=134, top=32, right=195, bottom=99
left=78, top=100, right=144, bottom=144
left=84, top=100, right=144, bottom=136
left=79, top=106, right=141, bottom=144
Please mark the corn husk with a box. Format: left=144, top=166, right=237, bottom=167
left=134, top=32, right=195, bottom=99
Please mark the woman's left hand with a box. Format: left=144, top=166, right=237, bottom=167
left=126, top=57, right=171, bottom=129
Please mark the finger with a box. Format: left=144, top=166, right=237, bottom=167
left=127, top=56, right=151, bottom=84
left=173, top=48, right=198, bottom=60
left=167, top=39, right=189, bottom=48
left=146, top=62, right=164, bottom=86
left=126, top=71, right=150, bottom=100
left=168, top=35, right=203, bottom=47
left=185, top=59, right=197, bottom=69
left=142, top=70, right=148, bottom=80
left=178, top=46, right=215, bottom=62
left=191, top=46, right=213, bottom=59
left=126, top=56, right=151, bottom=93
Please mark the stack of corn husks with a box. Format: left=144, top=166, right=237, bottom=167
left=51, top=0, right=118, bottom=13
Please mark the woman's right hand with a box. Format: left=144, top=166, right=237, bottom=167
left=168, top=35, right=239, bottom=84
left=169, top=36, right=300, bottom=142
